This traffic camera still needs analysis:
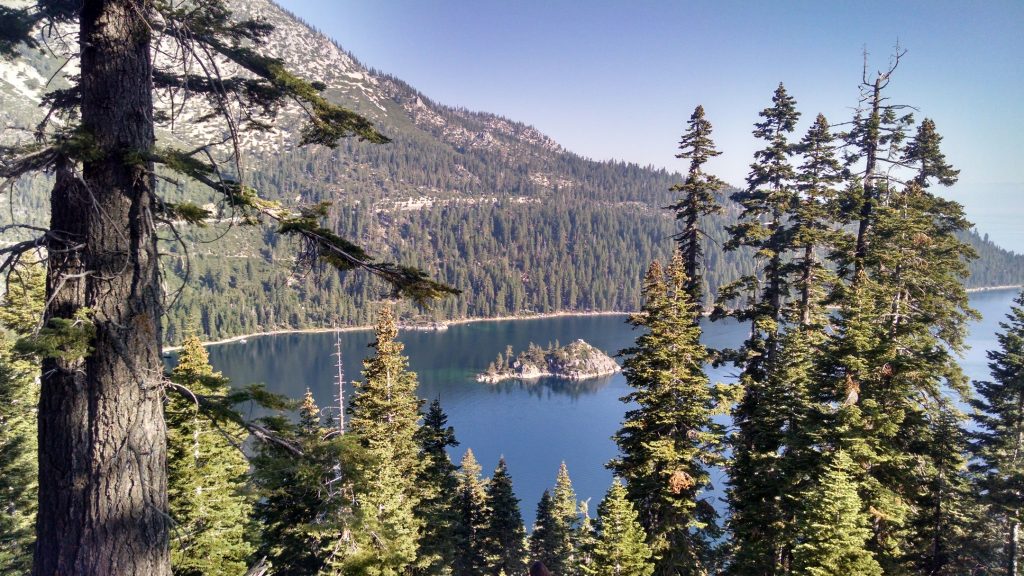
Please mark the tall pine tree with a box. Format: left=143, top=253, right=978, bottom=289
left=484, top=458, right=528, bottom=575
left=530, top=490, right=561, bottom=572
left=413, top=399, right=461, bottom=575
left=347, top=307, right=424, bottom=574
left=667, top=105, right=725, bottom=310
left=971, top=291, right=1024, bottom=576
left=590, top=479, right=654, bottom=576
left=611, top=251, right=723, bottom=575
left=454, top=449, right=491, bottom=576
left=166, top=335, right=254, bottom=576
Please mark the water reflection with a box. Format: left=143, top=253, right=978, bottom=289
left=486, top=374, right=617, bottom=399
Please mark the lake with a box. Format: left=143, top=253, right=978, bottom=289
left=202, top=289, right=1020, bottom=524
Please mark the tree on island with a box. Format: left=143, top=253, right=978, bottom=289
left=0, top=1, right=454, bottom=573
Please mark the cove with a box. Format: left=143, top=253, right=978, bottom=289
left=199, top=289, right=1019, bottom=524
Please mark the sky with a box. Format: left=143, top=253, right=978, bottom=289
left=277, top=0, right=1024, bottom=253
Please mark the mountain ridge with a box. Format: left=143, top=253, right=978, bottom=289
left=1, top=0, right=1021, bottom=344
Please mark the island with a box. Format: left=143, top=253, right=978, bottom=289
left=476, top=339, right=621, bottom=383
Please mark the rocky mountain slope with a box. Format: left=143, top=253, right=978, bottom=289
left=1, top=0, right=1021, bottom=344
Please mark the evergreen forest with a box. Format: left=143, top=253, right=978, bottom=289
left=0, top=1, right=1023, bottom=575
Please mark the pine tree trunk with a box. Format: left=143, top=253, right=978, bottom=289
left=33, top=1, right=168, bottom=574
left=854, top=79, right=882, bottom=274
left=1010, top=521, right=1019, bottom=576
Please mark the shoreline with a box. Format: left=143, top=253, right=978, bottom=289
left=965, top=284, right=1022, bottom=293
left=163, top=310, right=632, bottom=352
left=164, top=285, right=1022, bottom=352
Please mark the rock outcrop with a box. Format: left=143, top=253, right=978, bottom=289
left=477, top=339, right=620, bottom=383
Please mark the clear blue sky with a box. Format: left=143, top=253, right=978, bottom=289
left=278, top=0, right=1024, bottom=253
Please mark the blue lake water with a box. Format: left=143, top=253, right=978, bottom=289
left=202, top=289, right=1019, bottom=524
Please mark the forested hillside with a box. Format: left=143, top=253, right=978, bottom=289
left=2, top=0, right=1020, bottom=345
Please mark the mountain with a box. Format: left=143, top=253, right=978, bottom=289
left=1, top=0, right=1021, bottom=344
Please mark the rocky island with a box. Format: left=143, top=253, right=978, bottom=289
left=476, top=339, right=621, bottom=383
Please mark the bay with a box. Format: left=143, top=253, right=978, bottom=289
left=202, top=289, right=1019, bottom=524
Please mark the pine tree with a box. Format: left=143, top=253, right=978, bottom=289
left=0, top=2, right=451, bottom=571
left=719, top=82, right=801, bottom=343
left=667, top=105, right=725, bottom=310
left=0, top=263, right=43, bottom=574
left=858, top=125, right=975, bottom=571
left=346, top=307, right=424, bottom=574
left=791, top=451, right=882, bottom=576
left=413, top=399, right=461, bottom=575
left=552, top=461, right=581, bottom=575
left=251, top=391, right=348, bottom=575
left=903, top=118, right=960, bottom=188
left=454, top=449, right=491, bottom=576
left=529, top=465, right=583, bottom=574
left=484, top=458, right=528, bottom=575
left=718, top=85, right=801, bottom=575
left=166, top=335, right=254, bottom=576
left=790, top=113, right=844, bottom=328
left=611, top=252, right=723, bottom=575
left=910, top=403, right=979, bottom=576
left=590, top=479, right=654, bottom=576
left=530, top=491, right=560, bottom=571
left=576, top=500, right=598, bottom=576
left=812, top=274, right=918, bottom=570
left=971, top=291, right=1024, bottom=576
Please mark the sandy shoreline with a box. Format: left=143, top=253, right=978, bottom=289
left=164, top=284, right=1022, bottom=352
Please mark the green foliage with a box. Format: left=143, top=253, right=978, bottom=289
left=611, top=252, right=723, bottom=575
left=0, top=265, right=43, bottom=574
left=344, top=307, right=425, bottom=574
left=413, top=399, right=461, bottom=575
left=166, top=335, right=255, bottom=576
left=0, top=260, right=45, bottom=332
left=971, top=290, right=1024, bottom=575
left=250, top=392, right=365, bottom=575
left=14, top=308, right=95, bottom=361
left=453, top=449, right=491, bottom=576
left=791, top=451, right=882, bottom=576
left=667, top=105, right=725, bottom=308
left=530, top=490, right=557, bottom=571
left=161, top=201, right=213, bottom=226
left=483, top=458, right=528, bottom=575
left=590, top=479, right=654, bottom=576
left=530, top=463, right=583, bottom=575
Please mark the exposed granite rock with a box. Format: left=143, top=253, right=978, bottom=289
left=476, top=339, right=620, bottom=383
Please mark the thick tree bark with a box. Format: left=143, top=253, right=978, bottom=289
left=34, top=0, right=168, bottom=574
